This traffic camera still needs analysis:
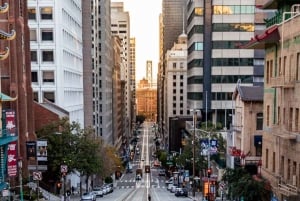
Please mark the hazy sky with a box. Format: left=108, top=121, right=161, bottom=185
left=111, top=0, right=162, bottom=82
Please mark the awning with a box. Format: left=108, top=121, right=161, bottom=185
left=0, top=92, right=17, bottom=102
left=241, top=25, right=280, bottom=49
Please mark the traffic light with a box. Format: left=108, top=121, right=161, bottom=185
left=145, top=165, right=150, bottom=173
left=207, top=168, right=212, bottom=178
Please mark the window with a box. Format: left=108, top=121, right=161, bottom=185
left=265, top=149, right=269, bottom=169
left=256, top=113, right=263, bottom=130
left=173, top=75, right=176, bottom=80
left=41, top=30, right=53, bottom=41
left=43, top=91, right=55, bottom=102
left=30, top=29, right=37, bottom=41
left=31, top=51, right=37, bottom=63
left=173, top=89, right=176, bottom=94
left=173, top=62, right=176, bottom=68
left=28, top=8, right=36, bottom=20
left=33, top=92, right=39, bottom=102
left=31, top=71, right=38, bottom=83
left=41, top=7, right=53, bottom=20
left=42, top=50, right=54, bottom=62
left=42, top=71, right=54, bottom=83
left=266, top=105, right=270, bottom=127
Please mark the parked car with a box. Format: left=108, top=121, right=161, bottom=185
left=92, top=187, right=103, bottom=197
left=167, top=183, right=175, bottom=191
left=170, top=185, right=177, bottom=193
left=175, top=188, right=188, bottom=197
left=158, top=169, right=166, bottom=176
left=106, top=183, right=114, bottom=193
left=81, top=192, right=96, bottom=201
left=102, top=185, right=109, bottom=195
left=165, top=177, right=174, bottom=184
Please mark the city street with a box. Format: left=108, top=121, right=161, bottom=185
left=67, top=122, right=201, bottom=201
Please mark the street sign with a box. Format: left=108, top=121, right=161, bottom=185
left=60, top=165, right=68, bottom=173
left=33, top=171, right=42, bottom=181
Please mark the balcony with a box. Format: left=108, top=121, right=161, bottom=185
left=269, top=76, right=296, bottom=88
left=278, top=182, right=298, bottom=197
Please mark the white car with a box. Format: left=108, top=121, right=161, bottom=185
left=165, top=177, right=174, bottom=184
left=81, top=192, right=96, bottom=201
left=92, top=187, right=103, bottom=197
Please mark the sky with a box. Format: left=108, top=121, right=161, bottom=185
left=111, top=0, right=162, bottom=82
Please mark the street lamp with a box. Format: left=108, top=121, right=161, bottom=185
left=190, top=109, right=200, bottom=198
left=18, top=158, right=24, bottom=201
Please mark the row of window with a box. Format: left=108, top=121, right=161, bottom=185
left=188, top=58, right=253, bottom=68
left=213, top=5, right=255, bottom=15
left=265, top=149, right=300, bottom=185
left=187, top=75, right=253, bottom=84
left=28, top=7, right=53, bottom=20
left=32, top=71, right=54, bottom=83
left=213, top=23, right=254, bottom=32
left=265, top=52, right=300, bottom=84
left=187, top=92, right=235, bottom=101
left=30, top=29, right=53, bottom=42
left=266, top=106, right=300, bottom=132
left=31, top=50, right=54, bottom=63
left=188, top=42, right=203, bottom=54
left=33, top=91, right=55, bottom=103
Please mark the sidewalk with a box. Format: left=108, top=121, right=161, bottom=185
left=188, top=191, right=203, bottom=201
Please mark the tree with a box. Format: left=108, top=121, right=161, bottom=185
left=222, top=168, right=270, bottom=201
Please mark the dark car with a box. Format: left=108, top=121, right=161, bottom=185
left=158, top=169, right=166, bottom=176
left=175, top=188, right=188, bottom=197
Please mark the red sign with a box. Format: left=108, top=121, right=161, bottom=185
left=7, top=141, right=17, bottom=177
left=229, top=146, right=241, bottom=157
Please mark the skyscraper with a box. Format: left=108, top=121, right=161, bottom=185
left=111, top=2, right=132, bottom=138
left=187, top=0, right=261, bottom=127
left=28, top=0, right=84, bottom=126
left=91, top=0, right=113, bottom=143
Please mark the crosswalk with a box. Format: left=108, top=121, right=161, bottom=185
left=116, top=184, right=167, bottom=189
left=116, top=178, right=167, bottom=189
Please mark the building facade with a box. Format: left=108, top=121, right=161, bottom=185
left=164, top=32, right=188, bottom=145
left=28, top=0, right=84, bottom=126
left=88, top=0, right=113, bottom=144
left=130, top=38, right=136, bottom=128
left=136, top=79, right=157, bottom=121
left=111, top=2, right=132, bottom=140
left=0, top=0, right=35, bottom=190
left=243, top=1, right=300, bottom=200
left=228, top=83, right=263, bottom=171
left=186, top=0, right=261, bottom=127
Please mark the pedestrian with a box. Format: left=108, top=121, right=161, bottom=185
left=148, top=194, right=151, bottom=201
left=71, top=186, right=74, bottom=195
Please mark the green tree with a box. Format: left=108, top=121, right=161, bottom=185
left=222, top=168, right=270, bottom=201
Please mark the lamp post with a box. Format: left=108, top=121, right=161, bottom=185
left=190, top=109, right=200, bottom=198
left=18, top=158, right=24, bottom=201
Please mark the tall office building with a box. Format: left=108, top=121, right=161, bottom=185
left=130, top=38, right=136, bottom=127
left=111, top=2, right=131, bottom=137
left=87, top=0, right=114, bottom=143
left=162, top=0, right=188, bottom=55
left=28, top=0, right=84, bottom=126
left=186, top=0, right=263, bottom=127
left=82, top=0, right=93, bottom=128
left=159, top=0, right=188, bottom=138
left=146, top=60, right=153, bottom=86
left=164, top=32, right=188, bottom=137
